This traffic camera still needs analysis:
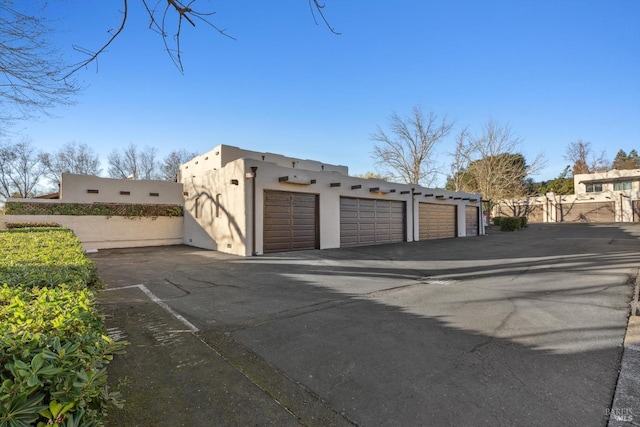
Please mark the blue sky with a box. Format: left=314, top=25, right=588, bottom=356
left=9, top=0, right=640, bottom=185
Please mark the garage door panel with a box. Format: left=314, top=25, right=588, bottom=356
left=340, top=197, right=406, bottom=247
left=264, top=191, right=319, bottom=253
left=465, top=206, right=479, bottom=236
left=419, top=203, right=457, bottom=239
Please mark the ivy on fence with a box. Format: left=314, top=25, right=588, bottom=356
left=5, top=202, right=183, bottom=218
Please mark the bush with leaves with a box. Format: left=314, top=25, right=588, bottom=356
left=0, top=228, right=126, bottom=427
left=500, top=217, right=522, bottom=232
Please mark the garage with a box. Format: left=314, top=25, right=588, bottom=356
left=464, top=205, right=479, bottom=236
left=419, top=203, right=457, bottom=239
left=264, top=190, right=319, bottom=253
left=340, top=198, right=405, bottom=247
left=560, top=201, right=615, bottom=222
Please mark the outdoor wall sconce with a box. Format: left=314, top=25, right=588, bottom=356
left=369, top=187, right=391, bottom=194
left=351, top=184, right=362, bottom=190
left=330, top=182, right=341, bottom=187
left=278, top=174, right=312, bottom=185
left=230, top=179, right=239, bottom=185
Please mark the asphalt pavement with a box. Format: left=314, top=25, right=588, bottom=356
left=94, top=223, right=640, bottom=426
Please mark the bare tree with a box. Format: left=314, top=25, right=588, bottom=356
left=0, top=3, right=79, bottom=123
left=161, top=149, right=197, bottom=181
left=1, top=2, right=337, bottom=125
left=0, top=138, right=45, bottom=198
left=564, top=140, right=608, bottom=175
left=65, top=0, right=338, bottom=76
left=39, top=142, right=101, bottom=188
left=447, top=127, right=471, bottom=192
left=371, top=106, right=454, bottom=186
left=108, top=143, right=159, bottom=180
left=450, top=119, right=545, bottom=212
left=351, top=171, right=391, bottom=181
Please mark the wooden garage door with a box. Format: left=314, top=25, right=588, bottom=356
left=560, top=201, right=615, bottom=222
left=264, top=191, right=319, bottom=253
left=419, top=203, right=457, bottom=239
left=340, top=198, right=405, bottom=247
left=465, top=205, right=479, bottom=236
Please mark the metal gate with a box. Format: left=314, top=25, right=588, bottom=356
left=560, top=201, right=615, bottom=222
left=264, top=190, right=319, bottom=253
left=340, top=198, right=405, bottom=247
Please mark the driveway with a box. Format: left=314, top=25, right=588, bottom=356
left=94, top=223, right=640, bottom=426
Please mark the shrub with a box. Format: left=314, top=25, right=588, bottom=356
left=0, top=228, right=126, bottom=426
left=5, top=201, right=183, bottom=218
left=0, top=228, right=100, bottom=289
left=500, top=216, right=522, bottom=232
left=519, top=216, right=528, bottom=228
left=492, top=216, right=504, bottom=226
left=5, top=222, right=62, bottom=229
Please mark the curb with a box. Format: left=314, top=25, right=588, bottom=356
left=608, top=273, right=640, bottom=427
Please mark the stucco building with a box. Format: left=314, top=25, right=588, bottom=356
left=2, top=145, right=484, bottom=255
left=178, top=145, right=483, bottom=256
left=495, top=168, right=640, bottom=223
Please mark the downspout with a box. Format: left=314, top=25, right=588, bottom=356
left=411, top=188, right=416, bottom=241
left=251, top=166, right=258, bottom=256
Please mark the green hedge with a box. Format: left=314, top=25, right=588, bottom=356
left=500, top=217, right=522, bottom=232
left=5, top=202, right=183, bottom=218
left=493, top=216, right=504, bottom=226
left=0, top=228, right=100, bottom=289
left=0, top=228, right=126, bottom=427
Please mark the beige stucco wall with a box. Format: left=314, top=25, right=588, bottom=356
left=496, top=191, right=636, bottom=222
left=574, top=169, right=640, bottom=196
left=179, top=144, right=349, bottom=182
left=181, top=158, right=250, bottom=256
left=180, top=154, right=482, bottom=256
left=60, top=173, right=184, bottom=204
left=0, top=215, right=183, bottom=250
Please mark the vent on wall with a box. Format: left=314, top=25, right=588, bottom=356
left=149, top=192, right=159, bottom=197
left=87, top=189, right=99, bottom=194
left=120, top=191, right=131, bottom=195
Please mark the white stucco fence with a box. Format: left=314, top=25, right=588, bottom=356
left=0, top=215, right=183, bottom=251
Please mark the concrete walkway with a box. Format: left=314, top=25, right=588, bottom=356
left=94, top=223, right=640, bottom=426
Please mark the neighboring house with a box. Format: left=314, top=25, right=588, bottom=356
left=495, top=169, right=640, bottom=223
left=2, top=145, right=484, bottom=255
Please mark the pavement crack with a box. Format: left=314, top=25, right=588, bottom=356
left=186, top=276, right=240, bottom=288
left=164, top=278, right=191, bottom=296
left=493, top=299, right=517, bottom=335
left=195, top=330, right=357, bottom=426
left=230, top=298, right=357, bottom=331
